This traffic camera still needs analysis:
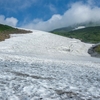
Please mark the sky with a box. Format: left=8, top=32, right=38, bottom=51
left=0, top=0, right=100, bottom=31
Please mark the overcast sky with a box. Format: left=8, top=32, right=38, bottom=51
left=0, top=0, right=100, bottom=31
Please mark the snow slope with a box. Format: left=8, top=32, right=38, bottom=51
left=0, top=30, right=91, bottom=58
left=0, top=30, right=100, bottom=100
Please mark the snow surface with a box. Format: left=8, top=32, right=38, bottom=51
left=0, top=30, right=100, bottom=100
left=73, top=26, right=85, bottom=30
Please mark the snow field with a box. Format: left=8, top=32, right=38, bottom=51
left=0, top=30, right=99, bottom=100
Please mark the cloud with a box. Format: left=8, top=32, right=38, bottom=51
left=49, top=4, right=57, bottom=13
left=87, top=0, right=94, bottom=5
left=0, top=15, right=18, bottom=27
left=22, top=1, right=100, bottom=31
left=0, top=0, right=37, bottom=11
left=87, top=0, right=100, bottom=6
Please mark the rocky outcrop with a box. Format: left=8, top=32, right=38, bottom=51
left=88, top=43, right=100, bottom=58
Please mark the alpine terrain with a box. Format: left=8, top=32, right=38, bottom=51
left=0, top=27, right=100, bottom=100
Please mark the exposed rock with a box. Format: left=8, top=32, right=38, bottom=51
left=88, top=43, right=100, bottom=58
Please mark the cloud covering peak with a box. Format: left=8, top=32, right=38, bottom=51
left=23, top=2, right=100, bottom=31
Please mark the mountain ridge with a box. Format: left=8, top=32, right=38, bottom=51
left=0, top=24, right=32, bottom=41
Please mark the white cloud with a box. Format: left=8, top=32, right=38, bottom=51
left=49, top=4, right=57, bottom=13
left=0, top=15, right=18, bottom=27
left=87, top=0, right=94, bottom=5
left=23, top=2, right=100, bottom=31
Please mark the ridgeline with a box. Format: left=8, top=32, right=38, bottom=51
left=0, top=24, right=32, bottom=41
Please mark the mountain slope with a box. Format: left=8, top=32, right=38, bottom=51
left=0, top=29, right=100, bottom=99
left=0, top=24, right=32, bottom=41
left=52, top=26, right=100, bottom=43
left=51, top=26, right=100, bottom=55
left=51, top=21, right=100, bottom=33
left=0, top=30, right=92, bottom=58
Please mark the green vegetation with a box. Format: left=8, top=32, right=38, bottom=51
left=0, top=24, right=32, bottom=41
left=94, top=45, right=100, bottom=53
left=52, top=26, right=100, bottom=43
left=0, top=24, right=16, bottom=32
left=51, top=26, right=100, bottom=54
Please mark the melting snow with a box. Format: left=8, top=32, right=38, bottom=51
left=0, top=30, right=100, bottom=100
left=73, top=26, right=85, bottom=30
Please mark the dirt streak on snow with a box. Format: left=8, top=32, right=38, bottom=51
left=0, top=30, right=100, bottom=100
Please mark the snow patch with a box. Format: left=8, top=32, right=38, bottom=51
left=73, top=26, right=85, bottom=30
